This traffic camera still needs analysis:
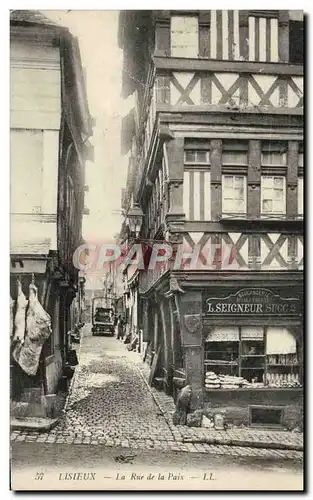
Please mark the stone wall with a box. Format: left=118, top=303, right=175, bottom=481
left=203, top=388, right=303, bottom=429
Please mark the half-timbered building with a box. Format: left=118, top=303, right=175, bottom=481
left=119, top=10, right=304, bottom=428
left=10, top=10, right=93, bottom=416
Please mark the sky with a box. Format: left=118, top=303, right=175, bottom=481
left=43, top=10, right=134, bottom=243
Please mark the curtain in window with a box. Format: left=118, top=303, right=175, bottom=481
left=266, top=327, right=297, bottom=354
left=222, top=152, right=248, bottom=165
left=261, top=151, right=287, bottom=166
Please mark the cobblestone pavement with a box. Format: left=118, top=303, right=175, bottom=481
left=10, top=325, right=303, bottom=461
left=137, top=364, right=304, bottom=451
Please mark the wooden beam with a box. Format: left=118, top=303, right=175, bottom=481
left=210, top=139, right=222, bottom=221
left=287, top=141, right=299, bottom=217
left=199, top=11, right=210, bottom=58
left=172, top=220, right=303, bottom=233
left=278, top=11, right=290, bottom=63
left=156, top=104, right=303, bottom=117
left=153, top=56, right=303, bottom=75
left=173, top=270, right=303, bottom=283
left=247, top=140, right=261, bottom=218
left=158, top=110, right=303, bottom=128
left=153, top=11, right=171, bottom=57
left=239, top=10, right=249, bottom=61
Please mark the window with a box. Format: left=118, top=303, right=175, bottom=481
left=222, top=140, right=248, bottom=166
left=204, top=326, right=301, bottom=388
left=222, top=151, right=248, bottom=165
left=261, top=176, right=286, bottom=215
left=171, top=16, right=199, bottom=58
left=10, top=129, right=43, bottom=214
left=298, top=177, right=303, bottom=216
left=289, top=21, right=304, bottom=64
left=262, top=151, right=287, bottom=166
left=222, top=175, right=246, bottom=214
left=261, top=142, right=287, bottom=166
left=155, top=76, right=170, bottom=104
left=184, top=150, right=210, bottom=164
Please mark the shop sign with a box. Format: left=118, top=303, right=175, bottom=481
left=205, top=288, right=301, bottom=316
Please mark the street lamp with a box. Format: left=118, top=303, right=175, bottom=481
left=126, top=203, right=144, bottom=239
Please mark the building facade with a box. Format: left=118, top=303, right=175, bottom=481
left=10, top=10, right=93, bottom=413
left=119, top=10, right=304, bottom=428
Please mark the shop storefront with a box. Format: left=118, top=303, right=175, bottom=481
left=202, top=287, right=303, bottom=429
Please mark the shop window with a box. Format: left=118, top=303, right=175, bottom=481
left=184, top=150, right=210, bottom=164
left=289, top=21, right=304, bottom=64
left=205, top=327, right=240, bottom=382
left=222, top=141, right=248, bottom=166
left=240, top=327, right=265, bottom=384
left=204, top=326, right=301, bottom=390
left=222, top=175, right=247, bottom=214
left=261, top=176, right=286, bottom=215
left=298, top=177, right=303, bottom=216
left=171, top=15, right=199, bottom=58
left=266, top=327, right=300, bottom=387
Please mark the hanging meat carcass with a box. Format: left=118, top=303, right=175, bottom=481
left=13, top=282, right=52, bottom=376
left=12, top=280, right=27, bottom=344
left=10, top=296, right=14, bottom=341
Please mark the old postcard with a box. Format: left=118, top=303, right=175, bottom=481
left=10, top=8, right=304, bottom=491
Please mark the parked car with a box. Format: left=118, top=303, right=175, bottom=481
left=92, top=307, right=115, bottom=336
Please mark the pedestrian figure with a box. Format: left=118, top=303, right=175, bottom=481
left=117, top=315, right=125, bottom=340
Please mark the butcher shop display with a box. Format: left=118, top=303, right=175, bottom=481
left=13, top=280, right=52, bottom=376
left=12, top=280, right=27, bottom=344
left=10, top=296, right=14, bottom=341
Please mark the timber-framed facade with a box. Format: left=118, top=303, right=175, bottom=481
left=119, top=10, right=303, bottom=428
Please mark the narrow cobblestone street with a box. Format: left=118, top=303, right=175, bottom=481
left=57, top=325, right=175, bottom=444
left=11, top=324, right=303, bottom=461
